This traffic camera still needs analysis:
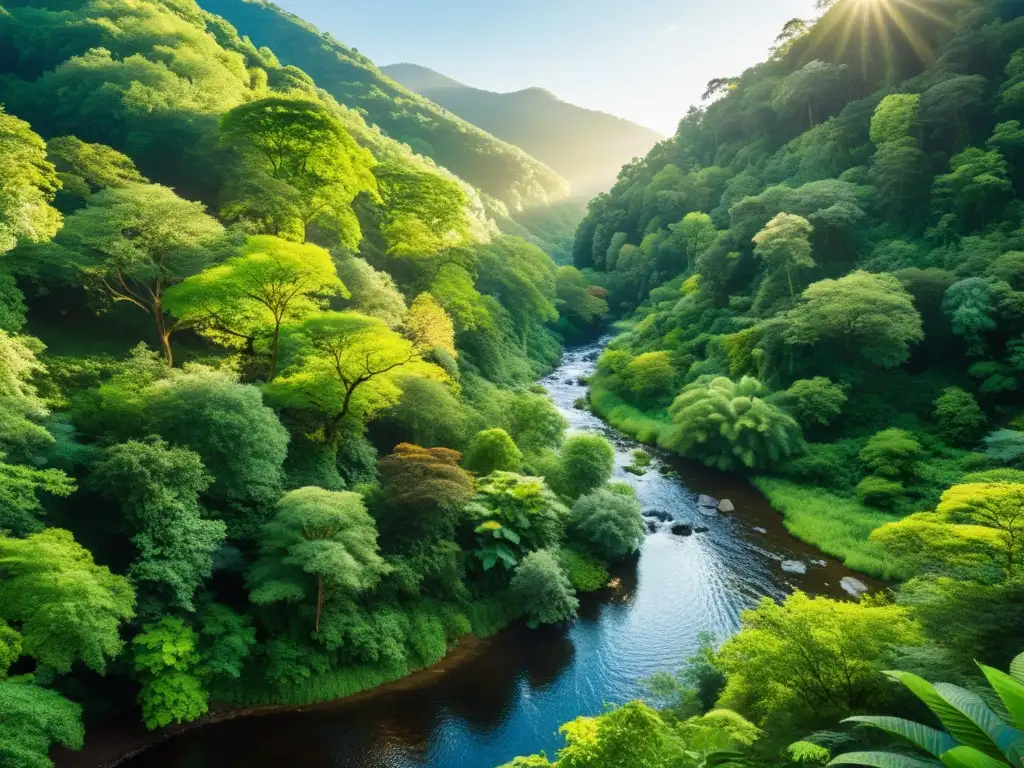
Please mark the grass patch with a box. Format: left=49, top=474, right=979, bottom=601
left=560, top=547, right=610, bottom=592
left=752, top=477, right=908, bottom=580
left=589, top=382, right=671, bottom=445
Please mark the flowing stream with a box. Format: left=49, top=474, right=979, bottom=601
left=111, top=338, right=870, bottom=768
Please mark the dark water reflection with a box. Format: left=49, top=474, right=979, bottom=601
left=119, top=338, right=871, bottom=768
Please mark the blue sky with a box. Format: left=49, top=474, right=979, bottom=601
left=274, top=0, right=818, bottom=135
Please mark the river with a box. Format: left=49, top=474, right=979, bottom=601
left=108, top=338, right=869, bottom=768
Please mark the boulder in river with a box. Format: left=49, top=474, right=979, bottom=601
left=697, top=494, right=718, bottom=508
left=840, top=577, right=870, bottom=599
left=645, top=520, right=659, bottom=534
left=781, top=560, right=808, bottom=574
left=718, top=499, right=735, bottom=513
left=752, top=527, right=767, bottom=534
left=810, top=559, right=828, bottom=568
left=693, top=526, right=710, bottom=534
left=698, top=506, right=718, bottom=517
left=670, top=523, right=693, bottom=536
left=643, top=509, right=673, bottom=522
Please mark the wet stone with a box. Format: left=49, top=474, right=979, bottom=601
left=781, top=560, right=808, bottom=574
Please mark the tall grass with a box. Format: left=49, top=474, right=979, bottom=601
left=589, top=382, right=671, bottom=445
left=752, top=477, right=907, bottom=580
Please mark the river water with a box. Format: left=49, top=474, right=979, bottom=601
left=113, top=338, right=868, bottom=768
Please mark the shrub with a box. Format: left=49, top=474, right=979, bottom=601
left=859, top=428, right=922, bottom=479
left=559, top=547, right=610, bottom=592
left=462, top=428, right=523, bottom=475
left=552, top=433, right=615, bottom=500
left=933, top=387, right=986, bottom=445
left=984, top=429, right=1024, bottom=467
left=510, top=550, right=579, bottom=627
left=568, top=488, right=645, bottom=561
left=855, top=475, right=905, bottom=508
left=660, top=376, right=803, bottom=471
left=781, top=377, right=846, bottom=428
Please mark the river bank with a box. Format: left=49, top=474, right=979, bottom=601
left=587, top=375, right=898, bottom=581
left=61, top=339, right=880, bottom=768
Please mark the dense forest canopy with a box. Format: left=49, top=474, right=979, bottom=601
left=0, top=0, right=616, bottom=764
left=500, top=0, right=1024, bottom=765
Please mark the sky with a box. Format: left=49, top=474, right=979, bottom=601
left=273, top=0, right=819, bottom=135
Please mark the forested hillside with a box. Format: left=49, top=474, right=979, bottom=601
left=0, top=0, right=617, bottom=763
left=382, top=63, right=664, bottom=197
left=196, top=0, right=570, bottom=212
left=503, top=0, right=1024, bottom=764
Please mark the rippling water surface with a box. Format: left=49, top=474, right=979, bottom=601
left=121, top=339, right=865, bottom=768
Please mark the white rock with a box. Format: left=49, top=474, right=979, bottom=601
left=753, top=527, right=767, bottom=534
left=718, top=498, right=735, bottom=513
left=781, top=560, right=808, bottom=574
left=840, top=576, right=870, bottom=599
left=697, top=494, right=718, bottom=507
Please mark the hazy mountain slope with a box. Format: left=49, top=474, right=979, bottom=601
left=383, top=62, right=664, bottom=196
left=198, top=0, right=569, bottom=211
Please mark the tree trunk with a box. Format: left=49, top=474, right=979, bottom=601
left=268, top=321, right=281, bottom=379
left=154, top=303, right=173, bottom=367
left=315, top=574, right=324, bottom=633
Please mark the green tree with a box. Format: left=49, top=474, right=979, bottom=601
left=0, top=528, right=135, bottom=675
left=660, top=377, right=803, bottom=471
left=870, top=94, right=920, bottom=145
left=374, top=162, right=471, bottom=258
left=510, top=549, right=579, bottom=627
left=985, top=430, right=1024, bottom=467
left=781, top=377, right=847, bottom=428
left=569, top=488, right=645, bottom=561
left=0, top=331, right=54, bottom=464
left=0, top=679, right=84, bottom=768
left=463, top=428, right=523, bottom=475
left=670, top=212, right=718, bottom=273
left=334, top=255, right=407, bottom=328
left=872, top=481, right=1024, bottom=580
left=268, top=312, right=444, bottom=444
left=717, top=591, right=922, bottom=728
left=131, top=617, right=207, bottom=729
left=0, top=107, right=61, bottom=256
left=943, top=278, right=998, bottom=355
left=783, top=271, right=923, bottom=370
left=465, top=472, right=566, bottom=570
left=625, top=351, right=675, bottom=402
left=376, top=443, right=475, bottom=546
left=46, top=135, right=144, bottom=212
left=144, top=368, right=289, bottom=516
left=552, top=433, right=615, bottom=500
left=89, top=438, right=225, bottom=616
left=934, top=387, right=986, bottom=445
left=753, top=213, right=815, bottom=297
left=248, top=487, right=388, bottom=633
left=55, top=183, right=224, bottom=365
left=504, top=391, right=567, bottom=455
left=932, top=148, right=1013, bottom=231
left=164, top=235, right=346, bottom=376
left=859, top=428, right=922, bottom=480
left=403, top=292, right=456, bottom=357
left=219, top=96, right=376, bottom=246
left=828, top=650, right=1024, bottom=768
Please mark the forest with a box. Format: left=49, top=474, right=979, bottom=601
left=499, top=0, right=1024, bottom=765
left=0, top=0, right=618, bottom=764
left=3, top=0, right=1024, bottom=766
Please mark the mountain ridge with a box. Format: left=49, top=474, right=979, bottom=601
left=382, top=62, right=664, bottom=196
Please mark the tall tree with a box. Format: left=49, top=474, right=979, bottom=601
left=0, top=528, right=135, bottom=675
left=0, top=107, right=61, bottom=256
left=55, top=183, right=224, bottom=365
left=753, top=213, right=815, bottom=297
left=219, top=97, right=375, bottom=246
left=267, top=312, right=445, bottom=444
left=164, top=235, right=346, bottom=376
left=248, top=487, right=387, bottom=633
